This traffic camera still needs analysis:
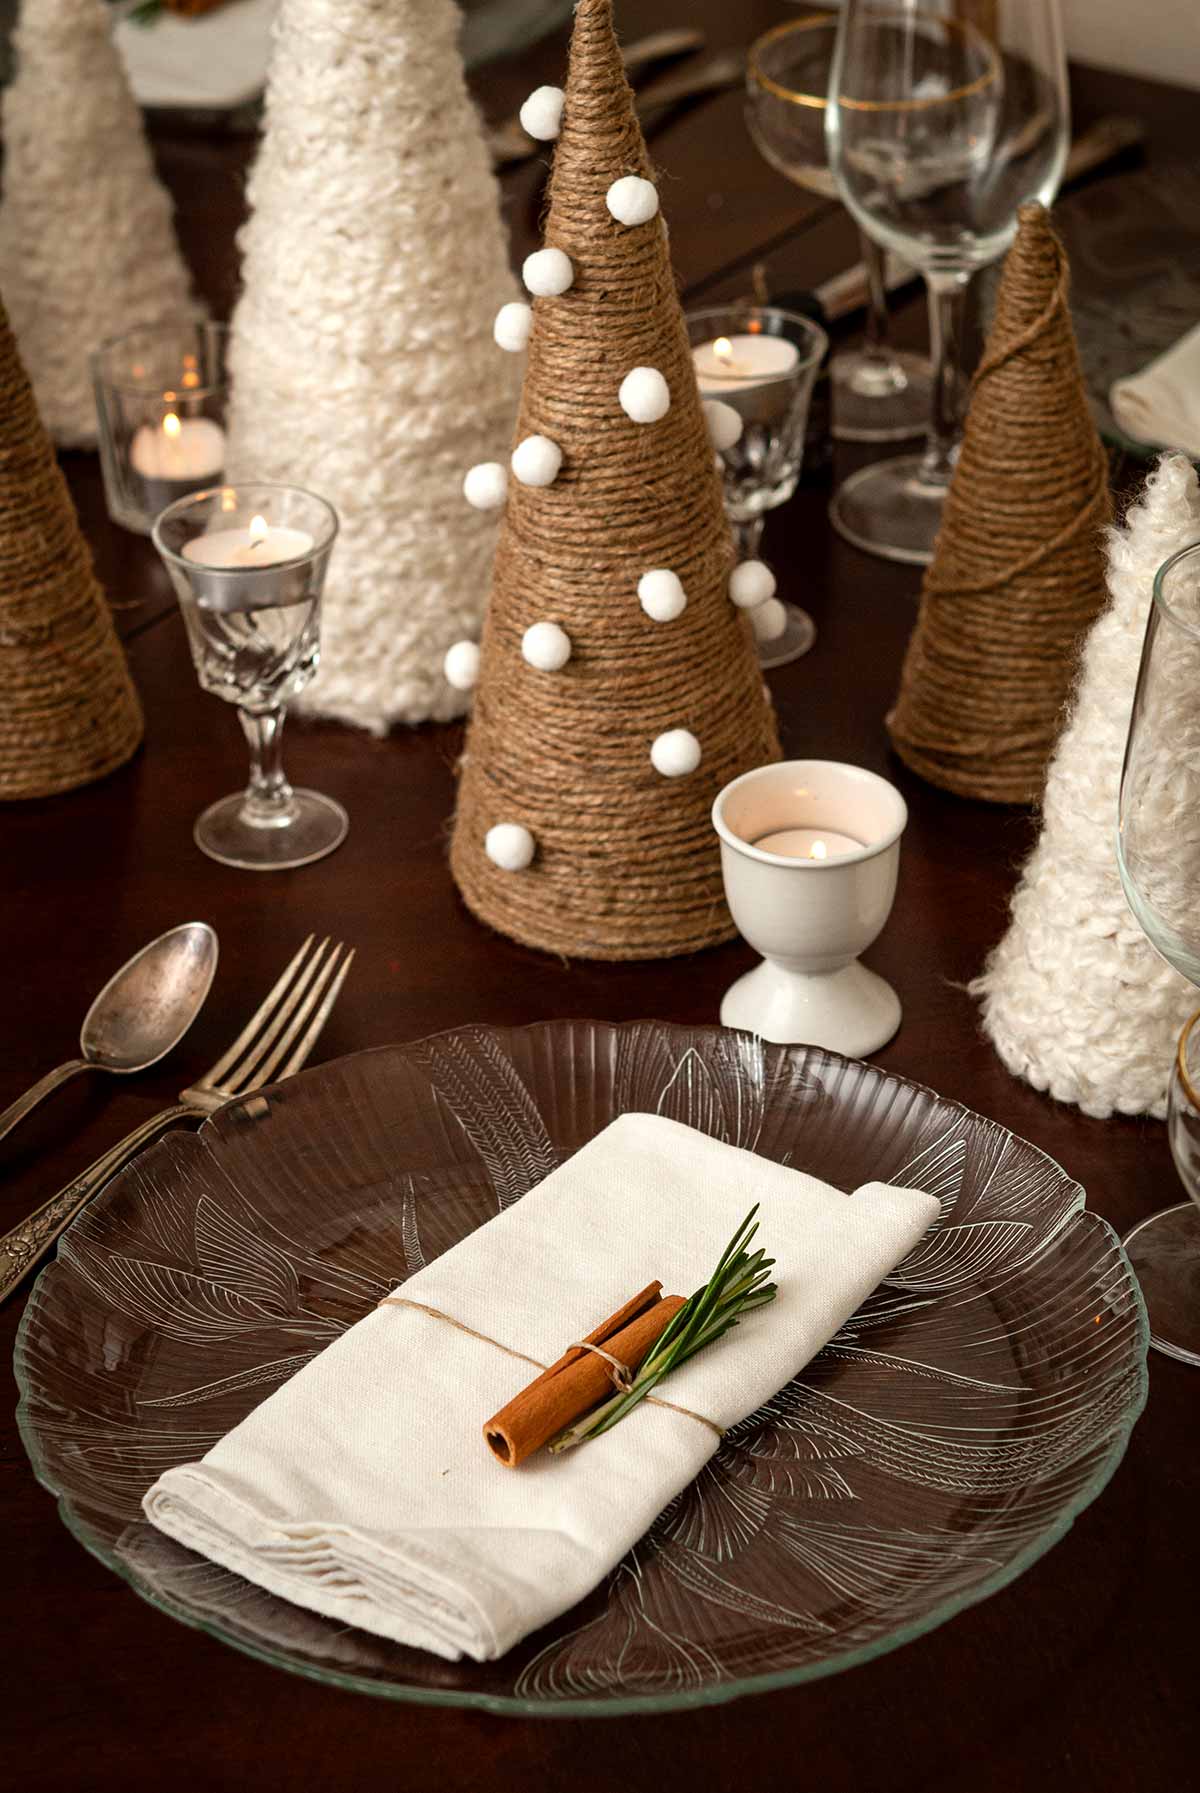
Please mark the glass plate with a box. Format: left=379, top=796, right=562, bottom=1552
left=15, top=1023, right=1147, bottom=1715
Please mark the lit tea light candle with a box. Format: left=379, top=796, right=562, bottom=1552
left=753, top=827, right=863, bottom=860
left=183, top=512, right=315, bottom=569
left=130, top=411, right=226, bottom=483
left=692, top=333, right=800, bottom=394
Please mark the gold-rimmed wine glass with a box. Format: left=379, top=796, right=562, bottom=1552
left=826, top=0, right=1069, bottom=564
left=747, top=14, right=932, bottom=446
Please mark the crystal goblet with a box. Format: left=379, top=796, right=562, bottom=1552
left=686, top=304, right=828, bottom=668
left=152, top=483, right=347, bottom=872
left=1118, top=539, right=1200, bottom=1361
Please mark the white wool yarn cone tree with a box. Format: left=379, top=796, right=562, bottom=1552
left=973, top=454, right=1200, bottom=1119
left=0, top=0, right=194, bottom=447
left=225, top=0, right=520, bottom=734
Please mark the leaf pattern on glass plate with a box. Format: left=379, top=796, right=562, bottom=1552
left=15, top=1023, right=1147, bottom=1712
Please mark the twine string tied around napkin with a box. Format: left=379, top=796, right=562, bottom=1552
left=377, top=1295, right=723, bottom=1439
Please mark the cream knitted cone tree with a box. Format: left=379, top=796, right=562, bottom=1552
left=0, top=296, right=143, bottom=799
left=448, top=0, right=780, bottom=961
left=224, top=0, right=520, bottom=734
left=0, top=0, right=193, bottom=448
left=973, top=454, right=1200, bottom=1118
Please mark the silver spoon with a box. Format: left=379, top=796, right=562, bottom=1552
left=0, top=922, right=219, bottom=1147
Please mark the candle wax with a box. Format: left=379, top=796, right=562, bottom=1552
left=183, top=524, right=315, bottom=569
left=693, top=333, right=800, bottom=394
left=130, top=416, right=225, bottom=480
left=753, top=827, right=864, bottom=860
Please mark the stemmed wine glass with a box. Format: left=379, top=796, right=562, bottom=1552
left=153, top=483, right=348, bottom=871
left=826, top=0, right=1069, bottom=564
left=1118, top=539, right=1200, bottom=1362
left=746, top=15, right=931, bottom=445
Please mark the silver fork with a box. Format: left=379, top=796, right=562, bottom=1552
left=0, top=935, right=354, bottom=1304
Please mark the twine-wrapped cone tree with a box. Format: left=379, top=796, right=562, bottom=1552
left=973, top=454, right=1200, bottom=1118
left=888, top=205, right=1111, bottom=804
left=448, top=0, right=780, bottom=960
left=0, top=297, right=143, bottom=799
left=0, top=0, right=194, bottom=448
left=225, top=0, right=520, bottom=734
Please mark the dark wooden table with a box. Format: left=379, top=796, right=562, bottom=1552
left=3, top=5, right=1197, bottom=1787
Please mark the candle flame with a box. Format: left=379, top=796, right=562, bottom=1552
left=713, top=337, right=736, bottom=367
left=248, top=514, right=270, bottom=548
left=809, top=839, right=828, bottom=860
left=182, top=370, right=200, bottom=389
left=162, top=412, right=181, bottom=439
left=220, top=487, right=238, bottom=512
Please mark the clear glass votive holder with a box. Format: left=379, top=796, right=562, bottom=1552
left=152, top=483, right=348, bottom=872
left=92, top=319, right=228, bottom=535
left=686, top=303, right=829, bottom=669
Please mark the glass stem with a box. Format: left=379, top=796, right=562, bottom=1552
left=860, top=231, right=892, bottom=363
left=733, top=516, right=765, bottom=560
left=237, top=705, right=298, bottom=829
left=919, top=270, right=970, bottom=491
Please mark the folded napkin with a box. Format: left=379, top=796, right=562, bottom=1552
left=115, top=0, right=276, bottom=111
left=144, top=1113, right=938, bottom=1661
left=1110, top=323, right=1200, bottom=458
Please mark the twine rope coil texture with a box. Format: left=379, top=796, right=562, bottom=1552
left=450, top=0, right=780, bottom=959
left=378, top=1295, right=724, bottom=1440
left=0, top=304, right=143, bottom=799
left=887, top=206, right=1111, bottom=803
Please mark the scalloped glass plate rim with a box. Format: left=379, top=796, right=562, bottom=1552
left=13, top=1025, right=1150, bottom=1718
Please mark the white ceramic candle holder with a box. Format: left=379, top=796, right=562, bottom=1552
left=712, top=759, right=907, bottom=1056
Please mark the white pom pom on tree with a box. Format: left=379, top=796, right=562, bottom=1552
left=449, top=0, right=779, bottom=961
left=973, top=454, right=1200, bottom=1118
left=0, top=0, right=194, bottom=447
left=224, top=0, right=520, bottom=734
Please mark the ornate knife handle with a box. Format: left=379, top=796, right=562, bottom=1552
left=0, top=1103, right=195, bottom=1305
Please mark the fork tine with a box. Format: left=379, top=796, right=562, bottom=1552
left=199, top=934, right=317, bottom=1089
left=240, top=942, right=350, bottom=1094
left=219, top=937, right=334, bottom=1095
left=277, top=948, right=356, bottom=1081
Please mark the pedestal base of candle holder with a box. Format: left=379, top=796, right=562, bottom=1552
left=195, top=788, right=348, bottom=872
left=758, top=602, right=816, bottom=670
left=720, top=957, right=901, bottom=1057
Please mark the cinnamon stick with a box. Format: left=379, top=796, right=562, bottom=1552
left=484, top=1287, right=686, bottom=1467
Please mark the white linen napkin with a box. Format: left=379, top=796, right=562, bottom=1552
left=144, top=1113, right=939, bottom=1662
left=1110, top=323, right=1200, bottom=458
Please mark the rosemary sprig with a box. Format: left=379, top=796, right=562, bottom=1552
left=548, top=1205, right=777, bottom=1454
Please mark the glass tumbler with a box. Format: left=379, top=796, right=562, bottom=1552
left=152, top=483, right=348, bottom=872
left=686, top=304, right=829, bottom=668
left=92, top=319, right=228, bottom=535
